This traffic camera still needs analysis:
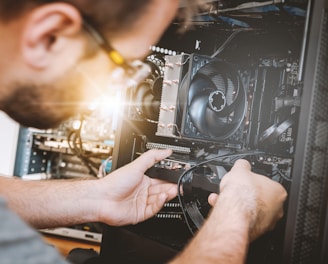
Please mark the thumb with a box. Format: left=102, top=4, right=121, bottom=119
left=130, top=149, right=173, bottom=171
left=208, top=193, right=219, bottom=206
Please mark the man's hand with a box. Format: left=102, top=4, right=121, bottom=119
left=93, top=149, right=177, bottom=226
left=208, top=159, right=287, bottom=241
left=170, top=159, right=287, bottom=264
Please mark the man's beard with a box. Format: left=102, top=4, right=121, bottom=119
left=1, top=81, right=86, bottom=129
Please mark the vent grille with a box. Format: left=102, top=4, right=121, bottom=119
left=292, top=7, right=328, bottom=264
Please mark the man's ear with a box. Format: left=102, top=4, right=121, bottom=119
left=21, top=3, right=82, bottom=69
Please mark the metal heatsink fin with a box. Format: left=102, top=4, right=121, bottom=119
left=156, top=55, right=187, bottom=138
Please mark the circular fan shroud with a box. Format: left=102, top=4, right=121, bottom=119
left=133, top=59, right=164, bottom=121
left=185, top=61, right=247, bottom=140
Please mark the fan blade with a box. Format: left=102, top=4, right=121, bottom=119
left=142, top=91, right=159, bottom=119
left=152, top=77, right=163, bottom=101
left=209, top=72, right=227, bottom=94
left=224, top=75, right=236, bottom=103
left=134, top=81, right=160, bottom=120
left=204, top=107, right=236, bottom=138
left=198, top=63, right=223, bottom=83
left=189, top=92, right=212, bottom=135
left=188, top=74, right=217, bottom=103
left=198, top=62, right=229, bottom=94
left=215, top=90, right=239, bottom=117
left=134, top=82, right=150, bottom=108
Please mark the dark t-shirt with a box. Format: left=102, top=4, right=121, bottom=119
left=0, top=197, right=69, bottom=264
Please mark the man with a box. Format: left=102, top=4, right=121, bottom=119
left=0, top=0, right=287, bottom=263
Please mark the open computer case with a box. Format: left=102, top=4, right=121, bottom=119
left=99, top=0, right=328, bottom=263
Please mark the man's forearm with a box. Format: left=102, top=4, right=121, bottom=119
left=0, top=176, right=98, bottom=228
left=170, top=188, right=251, bottom=264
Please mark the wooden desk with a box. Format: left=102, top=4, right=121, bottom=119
left=43, top=234, right=101, bottom=257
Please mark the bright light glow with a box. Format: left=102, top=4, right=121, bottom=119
left=72, top=120, right=82, bottom=130
left=88, top=91, right=124, bottom=119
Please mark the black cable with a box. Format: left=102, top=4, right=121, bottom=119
left=274, top=169, right=292, bottom=182
left=177, top=169, right=195, bottom=234
left=177, top=150, right=265, bottom=235
left=67, top=117, right=100, bottom=177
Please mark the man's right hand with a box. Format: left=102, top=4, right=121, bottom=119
left=208, top=159, right=288, bottom=241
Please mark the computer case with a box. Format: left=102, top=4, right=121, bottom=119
left=100, top=0, right=328, bottom=263
left=283, top=0, right=328, bottom=263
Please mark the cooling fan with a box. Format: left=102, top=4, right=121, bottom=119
left=132, top=56, right=164, bottom=122
left=180, top=56, right=247, bottom=142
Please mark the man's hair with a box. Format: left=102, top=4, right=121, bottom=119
left=0, top=0, right=205, bottom=34
left=0, top=0, right=153, bottom=34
